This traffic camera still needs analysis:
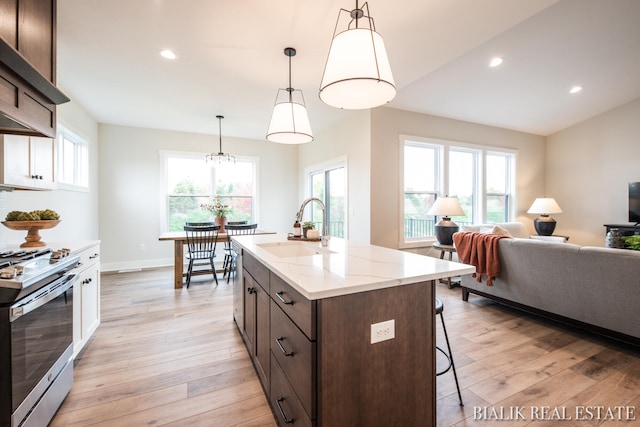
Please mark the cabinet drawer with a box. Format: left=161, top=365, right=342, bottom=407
left=271, top=300, right=316, bottom=418
left=75, top=245, right=100, bottom=271
left=270, top=353, right=315, bottom=427
left=270, top=273, right=315, bottom=340
left=243, top=251, right=269, bottom=292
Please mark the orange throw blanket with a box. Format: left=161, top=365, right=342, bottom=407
left=452, top=232, right=510, bottom=286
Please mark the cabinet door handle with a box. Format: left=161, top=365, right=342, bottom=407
left=275, top=337, right=294, bottom=357
left=275, top=398, right=294, bottom=424
left=275, top=291, right=293, bottom=305
left=247, top=287, right=256, bottom=294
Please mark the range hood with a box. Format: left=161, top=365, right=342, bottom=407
left=0, top=38, right=70, bottom=138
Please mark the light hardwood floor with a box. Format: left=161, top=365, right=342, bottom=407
left=52, top=268, right=640, bottom=427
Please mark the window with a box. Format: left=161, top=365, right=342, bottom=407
left=163, top=151, right=257, bottom=232
left=403, top=141, right=441, bottom=240
left=306, top=160, right=346, bottom=238
left=448, top=148, right=477, bottom=226
left=486, top=152, right=513, bottom=223
left=56, top=125, right=89, bottom=189
left=401, top=136, right=516, bottom=246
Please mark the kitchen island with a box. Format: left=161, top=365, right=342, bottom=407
left=231, top=233, right=474, bottom=427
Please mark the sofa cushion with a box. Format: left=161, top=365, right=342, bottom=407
left=479, top=224, right=512, bottom=236
left=462, top=222, right=529, bottom=239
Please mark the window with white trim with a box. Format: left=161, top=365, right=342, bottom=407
left=56, top=125, right=89, bottom=189
left=401, top=136, right=516, bottom=245
left=162, top=151, right=257, bottom=232
left=486, top=151, right=514, bottom=223
left=403, top=141, right=441, bottom=241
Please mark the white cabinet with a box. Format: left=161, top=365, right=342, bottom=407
left=72, top=243, right=101, bottom=357
left=0, top=134, right=57, bottom=190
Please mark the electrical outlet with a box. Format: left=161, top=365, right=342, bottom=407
left=138, top=243, right=146, bottom=252
left=371, top=319, right=395, bottom=344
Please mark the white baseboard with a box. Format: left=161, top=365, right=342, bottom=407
left=101, top=257, right=227, bottom=273
left=101, top=258, right=173, bottom=273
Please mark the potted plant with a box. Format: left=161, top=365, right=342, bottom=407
left=201, top=195, right=231, bottom=232
left=302, top=221, right=314, bottom=238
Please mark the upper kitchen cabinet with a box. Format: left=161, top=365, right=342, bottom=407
left=0, top=134, right=56, bottom=190
left=1, top=0, right=54, bottom=80
left=0, top=0, right=69, bottom=138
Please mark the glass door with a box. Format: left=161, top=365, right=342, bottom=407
left=309, top=166, right=346, bottom=238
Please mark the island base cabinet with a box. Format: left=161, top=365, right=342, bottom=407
left=316, top=282, right=435, bottom=426
left=243, top=259, right=270, bottom=391
left=240, top=249, right=436, bottom=426
left=271, top=353, right=314, bottom=427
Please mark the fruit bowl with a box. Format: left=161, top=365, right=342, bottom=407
left=1, top=220, right=61, bottom=247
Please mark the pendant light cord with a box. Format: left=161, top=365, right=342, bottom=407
left=288, top=53, right=293, bottom=103
left=217, top=115, right=223, bottom=155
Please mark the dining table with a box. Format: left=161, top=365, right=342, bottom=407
left=158, top=229, right=273, bottom=289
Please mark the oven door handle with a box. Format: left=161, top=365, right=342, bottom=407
left=10, top=273, right=79, bottom=322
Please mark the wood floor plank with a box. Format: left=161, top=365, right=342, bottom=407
left=51, top=267, right=640, bottom=427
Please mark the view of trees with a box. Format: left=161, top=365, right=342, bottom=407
left=166, top=157, right=255, bottom=231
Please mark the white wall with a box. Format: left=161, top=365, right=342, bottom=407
left=0, top=99, right=99, bottom=248
left=370, top=107, right=547, bottom=249
left=298, top=110, right=371, bottom=243
left=98, top=124, right=298, bottom=271
left=546, top=97, right=640, bottom=246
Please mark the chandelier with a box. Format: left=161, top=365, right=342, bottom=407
left=206, top=115, right=235, bottom=164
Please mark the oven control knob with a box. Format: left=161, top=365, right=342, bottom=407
left=1, top=267, right=17, bottom=279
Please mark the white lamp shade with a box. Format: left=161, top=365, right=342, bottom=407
left=527, top=198, right=563, bottom=215
left=266, top=100, right=313, bottom=144
left=427, top=197, right=465, bottom=217
left=319, top=28, right=396, bottom=109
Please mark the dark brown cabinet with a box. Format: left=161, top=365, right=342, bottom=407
left=242, top=251, right=270, bottom=390
left=236, top=249, right=436, bottom=427
left=0, top=0, right=68, bottom=138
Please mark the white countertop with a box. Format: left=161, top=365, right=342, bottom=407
left=233, top=233, right=475, bottom=300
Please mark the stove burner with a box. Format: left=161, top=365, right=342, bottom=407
left=0, top=249, right=52, bottom=266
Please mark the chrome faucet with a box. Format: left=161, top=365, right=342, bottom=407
left=296, top=197, right=330, bottom=246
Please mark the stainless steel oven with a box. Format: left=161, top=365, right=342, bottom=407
left=0, top=249, right=79, bottom=427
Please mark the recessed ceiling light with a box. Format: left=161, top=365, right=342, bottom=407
left=489, top=57, right=503, bottom=68
left=160, top=49, right=177, bottom=60
left=570, top=85, right=582, bottom=94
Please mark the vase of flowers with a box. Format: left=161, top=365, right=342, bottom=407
left=201, top=195, right=231, bottom=232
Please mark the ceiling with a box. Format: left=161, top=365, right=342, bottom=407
left=56, top=0, right=640, bottom=141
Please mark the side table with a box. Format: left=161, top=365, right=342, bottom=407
left=433, top=242, right=460, bottom=288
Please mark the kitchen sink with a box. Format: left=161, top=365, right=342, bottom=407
left=256, top=241, right=336, bottom=258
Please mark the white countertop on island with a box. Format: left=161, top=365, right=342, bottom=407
left=233, top=233, right=475, bottom=300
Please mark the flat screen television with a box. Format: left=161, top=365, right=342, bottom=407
left=630, top=182, right=640, bottom=224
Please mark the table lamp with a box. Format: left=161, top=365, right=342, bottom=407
left=527, top=197, right=563, bottom=236
left=427, top=196, right=465, bottom=245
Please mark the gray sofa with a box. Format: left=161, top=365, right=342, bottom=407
left=459, top=224, right=640, bottom=344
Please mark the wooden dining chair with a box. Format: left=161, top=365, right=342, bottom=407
left=223, top=223, right=258, bottom=283
left=184, top=224, right=221, bottom=287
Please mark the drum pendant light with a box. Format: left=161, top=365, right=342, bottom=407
left=319, top=1, right=396, bottom=109
left=266, top=47, right=313, bottom=144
